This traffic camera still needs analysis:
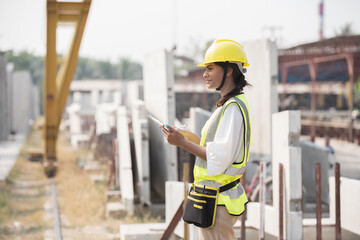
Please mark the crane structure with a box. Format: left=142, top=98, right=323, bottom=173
left=43, top=0, right=92, bottom=177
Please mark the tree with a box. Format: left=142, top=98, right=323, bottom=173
left=5, top=50, right=44, bottom=84
left=335, top=23, right=354, bottom=36
left=117, top=58, right=142, bottom=80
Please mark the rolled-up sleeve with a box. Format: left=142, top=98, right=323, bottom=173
left=206, top=104, right=244, bottom=176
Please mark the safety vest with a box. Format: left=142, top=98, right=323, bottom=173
left=194, top=93, right=251, bottom=216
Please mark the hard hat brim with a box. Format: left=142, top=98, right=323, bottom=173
left=197, top=61, right=249, bottom=68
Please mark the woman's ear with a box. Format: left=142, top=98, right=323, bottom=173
left=226, top=66, right=233, bottom=78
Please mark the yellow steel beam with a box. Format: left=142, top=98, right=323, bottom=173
left=44, top=0, right=58, bottom=177
left=58, top=15, right=80, bottom=22
left=56, top=0, right=91, bottom=130
left=44, top=0, right=91, bottom=177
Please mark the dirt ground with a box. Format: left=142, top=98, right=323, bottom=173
left=0, top=128, right=164, bottom=240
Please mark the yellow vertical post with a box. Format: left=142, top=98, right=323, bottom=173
left=44, top=0, right=58, bottom=177
left=44, top=0, right=91, bottom=177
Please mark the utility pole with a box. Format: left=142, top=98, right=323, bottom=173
left=319, top=0, right=324, bottom=40
left=262, top=26, right=283, bottom=45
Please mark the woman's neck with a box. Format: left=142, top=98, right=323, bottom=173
left=220, top=79, right=236, bottom=97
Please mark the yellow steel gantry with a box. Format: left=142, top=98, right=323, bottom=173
left=44, top=0, right=91, bottom=177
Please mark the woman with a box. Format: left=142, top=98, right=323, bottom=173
left=161, top=39, right=251, bottom=239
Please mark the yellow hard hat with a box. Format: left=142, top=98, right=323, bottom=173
left=197, top=39, right=249, bottom=67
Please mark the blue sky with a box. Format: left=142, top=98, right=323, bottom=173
left=1, top=0, right=359, bottom=63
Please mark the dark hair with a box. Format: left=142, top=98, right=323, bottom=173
left=215, top=62, right=251, bottom=107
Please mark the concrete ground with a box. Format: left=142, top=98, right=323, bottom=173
left=233, top=226, right=360, bottom=240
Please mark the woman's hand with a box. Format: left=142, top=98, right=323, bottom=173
left=161, top=124, right=207, bottom=160
left=160, top=125, right=186, bottom=147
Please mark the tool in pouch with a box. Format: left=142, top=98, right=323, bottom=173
left=182, top=178, right=240, bottom=228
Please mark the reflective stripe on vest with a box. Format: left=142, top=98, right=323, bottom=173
left=193, top=94, right=251, bottom=215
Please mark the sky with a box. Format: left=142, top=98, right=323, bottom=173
left=0, top=0, right=360, bottom=63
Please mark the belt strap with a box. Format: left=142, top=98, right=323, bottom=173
left=219, top=178, right=240, bottom=193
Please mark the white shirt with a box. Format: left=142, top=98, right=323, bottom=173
left=204, top=104, right=244, bottom=176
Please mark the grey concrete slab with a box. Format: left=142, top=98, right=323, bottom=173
left=106, top=202, right=125, bottom=217
left=329, top=177, right=360, bottom=236
left=188, top=107, right=211, bottom=137
left=0, top=137, right=23, bottom=182
left=300, top=141, right=331, bottom=206
left=271, top=110, right=303, bottom=238
left=143, top=50, right=177, bottom=200
left=132, top=100, right=150, bottom=205
left=242, top=39, right=278, bottom=158
left=11, top=71, right=33, bottom=135
left=117, top=106, right=134, bottom=215
left=0, top=55, right=9, bottom=141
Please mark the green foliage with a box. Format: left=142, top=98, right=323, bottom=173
left=335, top=23, right=354, bottom=36
left=6, top=50, right=44, bottom=85
left=355, top=76, right=360, bottom=108
left=75, top=57, right=117, bottom=80
left=5, top=50, right=143, bottom=81
left=118, top=58, right=143, bottom=80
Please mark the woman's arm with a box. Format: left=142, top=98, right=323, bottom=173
left=160, top=125, right=207, bottom=160
left=206, top=104, right=243, bottom=176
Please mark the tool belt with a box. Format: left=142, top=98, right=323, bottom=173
left=182, top=179, right=240, bottom=228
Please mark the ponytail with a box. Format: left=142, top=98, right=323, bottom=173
left=216, top=63, right=251, bottom=107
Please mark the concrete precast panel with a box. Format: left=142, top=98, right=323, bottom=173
left=132, top=100, right=151, bottom=204
left=0, top=56, right=8, bottom=141
left=271, top=110, right=303, bottom=238
left=117, top=106, right=134, bottom=215
left=32, top=84, right=40, bottom=122
left=127, top=80, right=144, bottom=111
left=11, top=71, right=33, bottom=135
left=242, top=39, right=278, bottom=159
left=188, top=107, right=211, bottom=137
left=300, top=141, right=330, bottom=205
left=144, top=50, right=177, bottom=201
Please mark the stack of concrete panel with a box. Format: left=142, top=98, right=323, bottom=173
left=69, top=80, right=123, bottom=110
left=31, top=83, right=40, bottom=122
left=127, top=80, right=144, bottom=110
left=242, top=39, right=278, bottom=160
left=143, top=50, right=177, bottom=200
left=67, top=92, right=82, bottom=135
left=11, top=71, right=33, bottom=135
left=246, top=110, right=303, bottom=239
left=188, top=107, right=211, bottom=137
left=117, top=106, right=134, bottom=215
left=272, top=110, right=303, bottom=238
left=66, top=92, right=90, bottom=148
left=131, top=100, right=150, bottom=205
left=329, top=177, right=360, bottom=236
left=95, top=103, right=117, bottom=136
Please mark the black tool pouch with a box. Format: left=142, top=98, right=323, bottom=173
left=182, top=183, right=219, bottom=228
left=182, top=179, right=240, bottom=228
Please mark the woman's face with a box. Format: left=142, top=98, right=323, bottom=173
left=203, top=63, right=223, bottom=89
